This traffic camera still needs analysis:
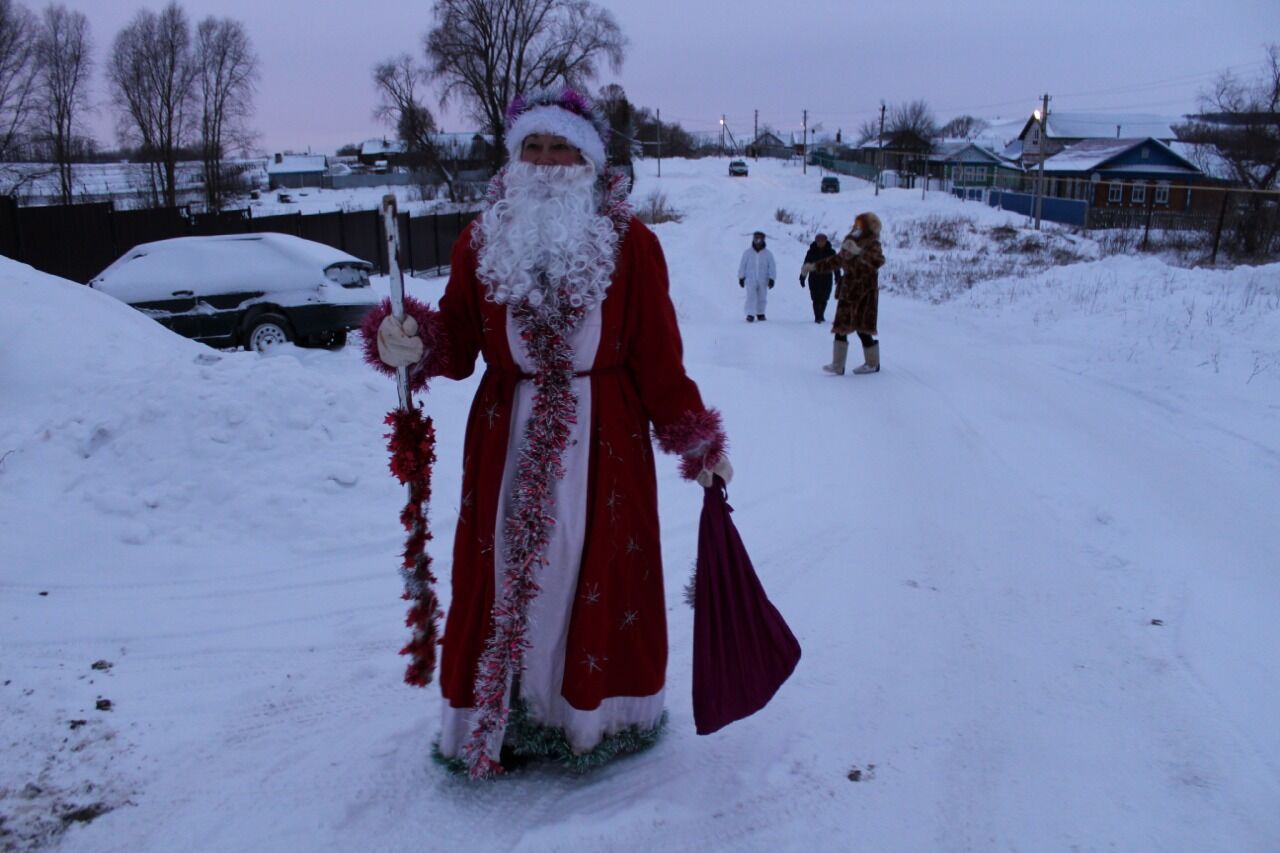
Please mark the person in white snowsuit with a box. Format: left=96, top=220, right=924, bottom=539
left=737, top=231, right=776, bottom=322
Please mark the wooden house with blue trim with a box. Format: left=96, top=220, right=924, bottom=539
left=928, top=141, right=1022, bottom=191
left=1038, top=137, right=1208, bottom=211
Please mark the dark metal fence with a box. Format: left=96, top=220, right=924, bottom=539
left=987, top=190, right=1090, bottom=227
left=0, top=196, right=480, bottom=283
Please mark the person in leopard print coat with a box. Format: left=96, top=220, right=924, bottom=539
left=802, top=211, right=885, bottom=375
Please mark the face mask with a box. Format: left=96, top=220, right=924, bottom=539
left=753, top=239, right=765, bottom=249
left=851, top=229, right=862, bottom=239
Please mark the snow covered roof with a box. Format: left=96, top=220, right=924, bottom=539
left=976, top=117, right=1029, bottom=150
left=931, top=141, right=1012, bottom=165
left=1040, top=137, right=1200, bottom=174
left=1021, top=112, right=1179, bottom=142
left=361, top=138, right=405, bottom=157
left=268, top=154, right=327, bottom=175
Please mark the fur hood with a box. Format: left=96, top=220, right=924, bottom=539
left=855, top=212, right=882, bottom=238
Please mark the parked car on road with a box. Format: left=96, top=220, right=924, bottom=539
left=728, top=159, right=749, bottom=177
left=820, top=176, right=840, bottom=193
left=89, top=233, right=377, bottom=352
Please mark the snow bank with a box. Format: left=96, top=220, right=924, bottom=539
left=1, top=257, right=196, bottom=396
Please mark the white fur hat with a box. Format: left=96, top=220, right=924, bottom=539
left=504, top=88, right=609, bottom=174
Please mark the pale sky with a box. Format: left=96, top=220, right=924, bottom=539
left=53, top=0, right=1278, bottom=154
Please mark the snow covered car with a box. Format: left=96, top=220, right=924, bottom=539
left=820, top=176, right=840, bottom=193
left=728, top=160, right=748, bottom=177
left=89, top=233, right=377, bottom=352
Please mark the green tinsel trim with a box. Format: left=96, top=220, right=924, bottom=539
left=430, top=704, right=667, bottom=778
left=431, top=743, right=471, bottom=776
left=508, top=702, right=667, bottom=772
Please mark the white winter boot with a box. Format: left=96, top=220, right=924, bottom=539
left=823, top=339, right=849, bottom=375
left=852, top=342, right=880, bottom=375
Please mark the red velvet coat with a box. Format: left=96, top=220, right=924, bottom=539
left=400, top=218, right=722, bottom=712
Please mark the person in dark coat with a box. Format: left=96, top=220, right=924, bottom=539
left=798, top=232, right=840, bottom=323
left=801, top=212, right=885, bottom=375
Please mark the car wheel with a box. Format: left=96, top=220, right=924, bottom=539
left=245, top=313, right=291, bottom=352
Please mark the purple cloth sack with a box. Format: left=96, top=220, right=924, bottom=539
left=693, top=478, right=801, bottom=735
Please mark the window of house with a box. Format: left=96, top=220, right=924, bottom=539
left=1107, top=182, right=1122, bottom=203
left=975, top=166, right=987, bottom=181
left=1155, top=182, right=1170, bottom=205
left=962, top=165, right=974, bottom=181
left=1131, top=182, right=1146, bottom=204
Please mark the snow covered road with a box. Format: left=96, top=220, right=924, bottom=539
left=3, top=157, right=1278, bottom=851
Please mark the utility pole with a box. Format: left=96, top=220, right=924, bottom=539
left=753, top=109, right=758, bottom=160
left=802, top=109, right=808, bottom=174
left=1034, top=92, right=1050, bottom=231
left=875, top=101, right=886, bottom=196
left=656, top=108, right=662, bottom=178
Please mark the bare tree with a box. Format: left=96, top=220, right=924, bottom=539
left=423, top=0, right=626, bottom=168
left=633, top=105, right=694, bottom=158
left=596, top=82, right=632, bottom=166
left=108, top=2, right=197, bottom=208
left=938, top=114, right=990, bottom=140
left=0, top=0, right=37, bottom=160
left=854, top=117, right=881, bottom=147
left=1175, top=45, right=1280, bottom=257
left=1178, top=44, right=1280, bottom=191
left=194, top=16, right=258, bottom=210
left=373, top=52, right=461, bottom=199
left=888, top=99, right=938, bottom=142
left=32, top=4, right=92, bottom=204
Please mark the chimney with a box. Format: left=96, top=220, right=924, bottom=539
left=274, top=152, right=282, bottom=164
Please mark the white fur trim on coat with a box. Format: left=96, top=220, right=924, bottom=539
left=506, top=105, right=607, bottom=173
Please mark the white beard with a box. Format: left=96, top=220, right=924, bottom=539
left=475, top=161, right=619, bottom=314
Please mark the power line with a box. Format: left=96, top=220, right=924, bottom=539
left=1052, top=60, right=1266, bottom=99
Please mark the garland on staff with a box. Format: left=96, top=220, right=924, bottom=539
left=384, top=404, right=442, bottom=688
left=460, top=294, right=585, bottom=780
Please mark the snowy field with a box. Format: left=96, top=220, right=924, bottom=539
left=2, top=156, right=1278, bottom=851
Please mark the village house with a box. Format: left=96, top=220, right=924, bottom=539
left=927, top=141, right=1023, bottom=193
left=746, top=131, right=791, bottom=159
left=1018, top=111, right=1178, bottom=167
left=266, top=153, right=327, bottom=190
left=1036, top=137, right=1210, bottom=211
left=851, top=129, right=934, bottom=177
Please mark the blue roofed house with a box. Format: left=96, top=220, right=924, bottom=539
left=1038, top=137, right=1208, bottom=213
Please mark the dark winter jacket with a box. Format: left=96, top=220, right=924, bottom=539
left=811, top=227, right=885, bottom=336
left=801, top=241, right=839, bottom=289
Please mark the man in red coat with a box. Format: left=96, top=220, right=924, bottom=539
left=367, top=87, right=732, bottom=778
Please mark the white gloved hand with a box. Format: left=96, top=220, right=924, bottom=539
left=839, top=238, right=861, bottom=258
left=376, top=313, right=424, bottom=368
left=696, top=456, right=734, bottom=488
